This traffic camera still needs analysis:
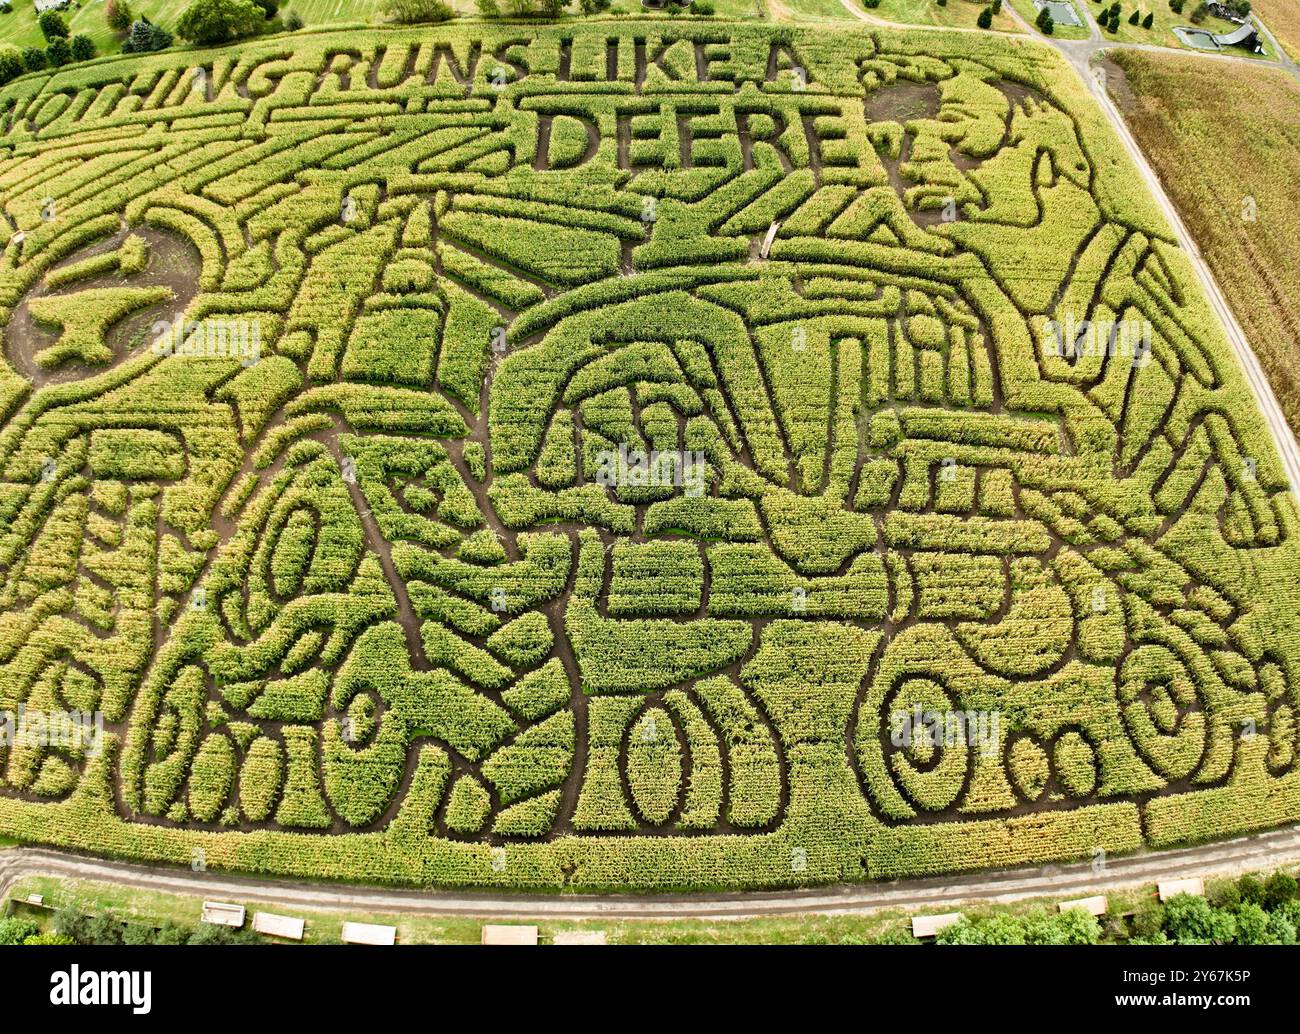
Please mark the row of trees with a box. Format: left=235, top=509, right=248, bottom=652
left=937, top=871, right=1300, bottom=946
left=0, top=10, right=94, bottom=86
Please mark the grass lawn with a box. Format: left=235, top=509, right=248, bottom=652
left=1109, top=49, right=1300, bottom=434
left=863, top=0, right=1023, bottom=31
left=1085, top=0, right=1273, bottom=56
left=0, top=0, right=196, bottom=54
left=1007, top=0, right=1090, bottom=38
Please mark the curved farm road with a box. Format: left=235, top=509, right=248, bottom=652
left=5, top=827, right=1300, bottom=919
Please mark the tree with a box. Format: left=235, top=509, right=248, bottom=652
left=1169, top=0, right=1184, bottom=11
left=23, top=933, right=76, bottom=945
left=383, top=0, right=453, bottom=21
left=1265, top=872, right=1298, bottom=909
left=1238, top=872, right=1267, bottom=907
left=283, top=8, right=303, bottom=28
left=253, top=0, right=277, bottom=16
left=21, top=46, right=45, bottom=72
left=45, top=36, right=71, bottom=67
left=122, top=17, right=174, bottom=52
left=106, top=0, right=134, bottom=32
left=1036, top=6, right=1055, bottom=31
left=936, top=913, right=1026, bottom=945
left=1128, top=7, right=1140, bottom=21
left=175, top=0, right=265, bottom=45
left=0, top=43, right=22, bottom=85
left=977, top=4, right=993, bottom=25
left=70, top=34, right=95, bottom=61
left=1234, top=902, right=1273, bottom=945
left=38, top=10, right=68, bottom=40
left=1163, top=894, right=1237, bottom=944
left=992, top=0, right=1002, bottom=11
left=1023, top=908, right=1101, bottom=945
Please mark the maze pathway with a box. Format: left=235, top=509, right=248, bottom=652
left=0, top=23, right=1295, bottom=890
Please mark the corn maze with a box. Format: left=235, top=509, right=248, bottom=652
left=0, top=22, right=1297, bottom=890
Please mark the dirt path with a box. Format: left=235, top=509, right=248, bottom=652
left=4, top=826, right=1300, bottom=919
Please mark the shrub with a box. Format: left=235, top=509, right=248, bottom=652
left=1129, top=901, right=1165, bottom=938
left=1169, top=0, right=1184, bottom=9
left=0, top=916, right=40, bottom=945
left=175, top=0, right=265, bottom=44
left=253, top=0, right=278, bottom=15
left=21, top=46, right=44, bottom=71
left=977, top=5, right=993, bottom=26
left=69, top=34, right=95, bottom=61
left=37, top=10, right=68, bottom=40
left=121, top=17, right=173, bottom=51
left=1237, top=872, right=1267, bottom=907
left=283, top=8, right=303, bottom=28
left=106, top=0, right=134, bottom=31
left=45, top=36, right=71, bottom=67
left=936, top=913, right=1026, bottom=944
left=690, top=0, right=714, bottom=11
left=383, top=0, right=454, bottom=21
left=0, top=43, right=22, bottom=84
left=1265, top=872, right=1298, bottom=909
left=85, top=913, right=124, bottom=946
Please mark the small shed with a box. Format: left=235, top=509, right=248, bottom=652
left=1059, top=895, right=1108, bottom=917
left=482, top=924, right=539, bottom=945
left=341, top=921, right=397, bottom=945
left=252, top=912, right=305, bottom=941
left=911, top=912, right=962, bottom=939
left=200, top=901, right=246, bottom=928
left=553, top=930, right=607, bottom=945
left=1157, top=877, right=1205, bottom=901
left=1213, top=21, right=1261, bottom=51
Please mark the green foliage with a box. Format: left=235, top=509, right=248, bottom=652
left=176, top=0, right=266, bottom=44
left=0, top=43, right=21, bottom=84
left=121, top=17, right=173, bottom=52
left=37, top=10, right=68, bottom=41
left=106, top=0, right=135, bottom=32
left=0, top=20, right=1292, bottom=895
left=384, top=0, right=454, bottom=21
